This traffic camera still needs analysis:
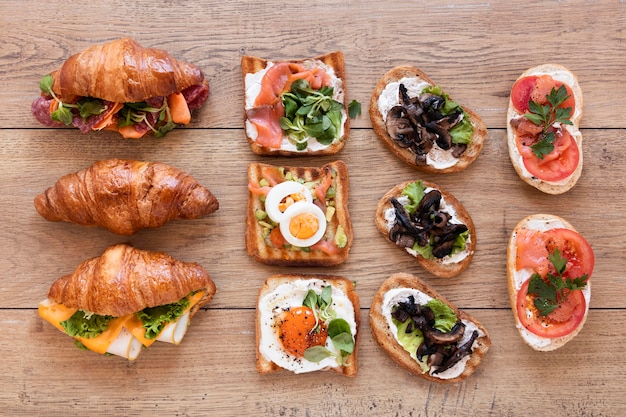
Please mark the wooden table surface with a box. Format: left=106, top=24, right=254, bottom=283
left=2, top=1, right=625, bottom=416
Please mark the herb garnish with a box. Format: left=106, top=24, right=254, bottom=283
left=39, top=74, right=105, bottom=124
left=524, top=84, right=573, bottom=159
left=301, top=286, right=355, bottom=364
left=527, top=248, right=588, bottom=316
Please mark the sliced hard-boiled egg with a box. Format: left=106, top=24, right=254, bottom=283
left=265, top=181, right=313, bottom=223
left=279, top=201, right=326, bottom=247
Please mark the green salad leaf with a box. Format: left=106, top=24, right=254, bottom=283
left=135, top=297, right=190, bottom=340
left=422, top=85, right=472, bottom=144
left=61, top=311, right=114, bottom=339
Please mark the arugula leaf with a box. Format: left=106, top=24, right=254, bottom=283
left=523, top=84, right=573, bottom=159
left=348, top=99, right=361, bottom=119
left=61, top=311, right=114, bottom=338
left=527, top=248, right=588, bottom=316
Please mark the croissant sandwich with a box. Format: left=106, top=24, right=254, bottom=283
left=31, top=38, right=209, bottom=138
left=34, top=159, right=219, bottom=235
left=38, top=244, right=216, bottom=360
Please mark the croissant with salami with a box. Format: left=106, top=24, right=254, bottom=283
left=31, top=38, right=209, bottom=138
left=34, top=159, right=219, bottom=235
left=39, top=244, right=216, bottom=359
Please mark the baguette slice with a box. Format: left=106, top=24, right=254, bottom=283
left=369, top=66, right=486, bottom=174
left=370, top=273, right=491, bottom=383
left=506, top=64, right=584, bottom=194
left=256, top=274, right=360, bottom=376
left=246, top=160, right=352, bottom=266
left=375, top=180, right=476, bottom=278
left=242, top=52, right=349, bottom=156
left=507, top=214, right=592, bottom=351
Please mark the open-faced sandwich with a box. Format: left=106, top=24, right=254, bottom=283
left=256, top=274, right=359, bottom=376
left=370, top=273, right=491, bottom=383
left=508, top=214, right=594, bottom=351
left=507, top=64, right=584, bottom=194
left=246, top=160, right=352, bottom=266
left=38, top=244, right=216, bottom=360
left=370, top=66, right=486, bottom=173
left=242, top=52, right=351, bottom=156
left=375, top=180, right=475, bottom=278
left=34, top=159, right=219, bottom=235
left=31, top=38, right=209, bottom=138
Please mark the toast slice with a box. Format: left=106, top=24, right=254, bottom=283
left=369, top=66, right=486, bottom=174
left=242, top=52, right=350, bottom=156
left=246, top=160, right=352, bottom=266
left=507, top=214, right=592, bottom=351
left=369, top=273, right=491, bottom=383
left=256, top=274, right=360, bottom=376
left=506, top=64, right=584, bottom=194
left=375, top=180, right=476, bottom=278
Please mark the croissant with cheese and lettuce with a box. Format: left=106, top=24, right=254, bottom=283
left=34, top=159, right=219, bottom=235
left=31, top=38, right=209, bottom=138
left=39, top=244, right=216, bottom=360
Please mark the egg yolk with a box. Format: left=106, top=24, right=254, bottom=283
left=278, top=193, right=307, bottom=213
left=278, top=306, right=328, bottom=357
left=288, top=213, right=319, bottom=239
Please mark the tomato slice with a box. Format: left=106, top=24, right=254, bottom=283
left=510, top=75, right=576, bottom=114
left=517, top=129, right=580, bottom=182
left=516, top=227, right=594, bottom=279
left=516, top=278, right=586, bottom=338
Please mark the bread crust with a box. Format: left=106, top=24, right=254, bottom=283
left=34, top=159, right=219, bottom=235
left=507, top=214, right=591, bottom=351
left=375, top=180, right=476, bottom=278
left=255, top=273, right=360, bottom=376
left=369, top=273, right=491, bottom=383
left=47, top=243, right=216, bottom=317
left=506, top=64, right=584, bottom=194
left=369, top=66, right=486, bottom=174
left=241, top=51, right=349, bottom=156
left=51, top=38, right=206, bottom=103
left=246, top=160, right=352, bottom=266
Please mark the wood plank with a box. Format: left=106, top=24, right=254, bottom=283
left=0, top=128, right=623, bottom=310
left=1, top=0, right=625, bottom=129
left=3, top=308, right=624, bottom=416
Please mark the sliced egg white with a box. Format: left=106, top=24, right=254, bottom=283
left=279, top=201, right=326, bottom=247
left=264, top=181, right=313, bottom=223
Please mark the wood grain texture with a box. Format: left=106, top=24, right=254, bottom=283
left=1, top=0, right=625, bottom=416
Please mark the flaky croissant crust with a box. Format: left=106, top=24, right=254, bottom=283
left=34, top=159, right=219, bottom=235
left=47, top=244, right=216, bottom=317
left=51, top=38, right=205, bottom=103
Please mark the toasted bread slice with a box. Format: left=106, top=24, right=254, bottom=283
left=369, top=66, right=486, bottom=174
left=375, top=180, right=476, bottom=278
left=241, top=52, right=350, bottom=156
left=256, top=274, right=360, bottom=376
left=506, top=64, right=584, bottom=194
left=507, top=214, right=593, bottom=351
left=246, top=160, right=352, bottom=266
left=370, top=273, right=491, bottom=383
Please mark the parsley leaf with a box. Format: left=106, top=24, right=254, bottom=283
left=348, top=99, right=361, bottom=119
left=527, top=248, right=588, bottom=316
left=523, top=84, right=573, bottom=159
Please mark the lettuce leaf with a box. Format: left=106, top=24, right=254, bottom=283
left=61, top=311, right=113, bottom=339
left=135, top=297, right=190, bottom=340
left=425, top=299, right=458, bottom=332
left=401, top=180, right=426, bottom=215
left=422, top=85, right=472, bottom=145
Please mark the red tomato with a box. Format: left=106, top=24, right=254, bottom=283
left=516, top=278, right=586, bottom=338
left=511, top=75, right=576, bottom=114
left=511, top=75, right=538, bottom=113
left=516, top=227, right=594, bottom=279
left=517, top=129, right=580, bottom=182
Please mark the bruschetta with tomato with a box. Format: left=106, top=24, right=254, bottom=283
left=508, top=214, right=594, bottom=351
left=507, top=64, right=584, bottom=194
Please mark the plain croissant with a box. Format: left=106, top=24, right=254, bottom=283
left=51, top=37, right=205, bottom=103
left=47, top=243, right=216, bottom=317
left=34, top=159, right=219, bottom=235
